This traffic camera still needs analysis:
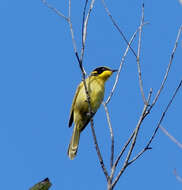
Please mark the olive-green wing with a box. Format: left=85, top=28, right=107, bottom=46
left=68, top=82, right=83, bottom=127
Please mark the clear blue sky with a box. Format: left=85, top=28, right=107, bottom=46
left=0, top=0, right=182, bottom=189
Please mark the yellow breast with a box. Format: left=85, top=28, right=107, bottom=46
left=74, top=76, right=105, bottom=114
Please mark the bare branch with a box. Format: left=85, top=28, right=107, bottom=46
left=41, top=0, right=69, bottom=21
left=127, top=146, right=151, bottom=166
left=101, top=0, right=137, bottom=58
left=160, top=126, right=182, bottom=149
left=80, top=0, right=96, bottom=62
left=136, top=3, right=147, bottom=104
left=81, top=0, right=89, bottom=48
left=105, top=22, right=149, bottom=104
left=128, top=80, right=182, bottom=166
left=174, top=169, right=182, bottom=183
left=151, top=26, right=182, bottom=108
left=112, top=89, right=152, bottom=188
left=145, top=80, right=182, bottom=148
left=103, top=103, right=114, bottom=169
left=68, top=0, right=81, bottom=66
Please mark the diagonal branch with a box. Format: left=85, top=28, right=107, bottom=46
left=160, top=126, right=182, bottom=149
left=41, top=0, right=69, bottom=21
left=174, top=169, right=182, bottom=183
left=101, top=0, right=137, bottom=58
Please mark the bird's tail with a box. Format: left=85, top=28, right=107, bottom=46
left=67, top=125, right=80, bottom=160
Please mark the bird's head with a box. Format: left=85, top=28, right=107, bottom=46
left=90, top=66, right=117, bottom=82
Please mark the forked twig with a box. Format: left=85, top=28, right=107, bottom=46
left=105, top=22, right=149, bottom=104
left=145, top=80, right=182, bottom=148
left=125, top=26, right=182, bottom=167
left=122, top=27, right=182, bottom=171
left=128, top=80, right=182, bottom=166
left=104, top=22, right=148, bottom=181
left=112, top=89, right=152, bottom=188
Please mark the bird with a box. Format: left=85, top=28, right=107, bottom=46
left=67, top=66, right=117, bottom=160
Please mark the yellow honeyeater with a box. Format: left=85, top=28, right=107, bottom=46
left=68, top=66, right=117, bottom=160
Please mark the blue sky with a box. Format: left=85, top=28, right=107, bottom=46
left=0, top=0, right=182, bottom=190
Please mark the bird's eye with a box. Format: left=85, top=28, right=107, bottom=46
left=97, top=68, right=106, bottom=74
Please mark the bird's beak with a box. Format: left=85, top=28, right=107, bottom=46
left=112, top=69, right=118, bottom=73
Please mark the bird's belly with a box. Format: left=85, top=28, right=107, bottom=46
left=74, top=81, right=104, bottom=114
left=90, top=87, right=104, bottom=112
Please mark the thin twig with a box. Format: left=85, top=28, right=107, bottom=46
left=101, top=0, right=137, bottom=58
left=112, top=89, right=152, bottom=188
left=105, top=22, right=149, bottom=104
left=160, top=126, right=182, bottom=149
left=174, top=169, right=182, bottom=183
left=150, top=26, right=182, bottom=108
left=127, top=145, right=151, bottom=166
left=82, top=0, right=89, bottom=50
left=103, top=103, right=114, bottom=170
left=68, top=0, right=81, bottom=66
left=41, top=0, right=69, bottom=21
left=136, top=3, right=147, bottom=104
left=80, top=0, right=96, bottom=62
